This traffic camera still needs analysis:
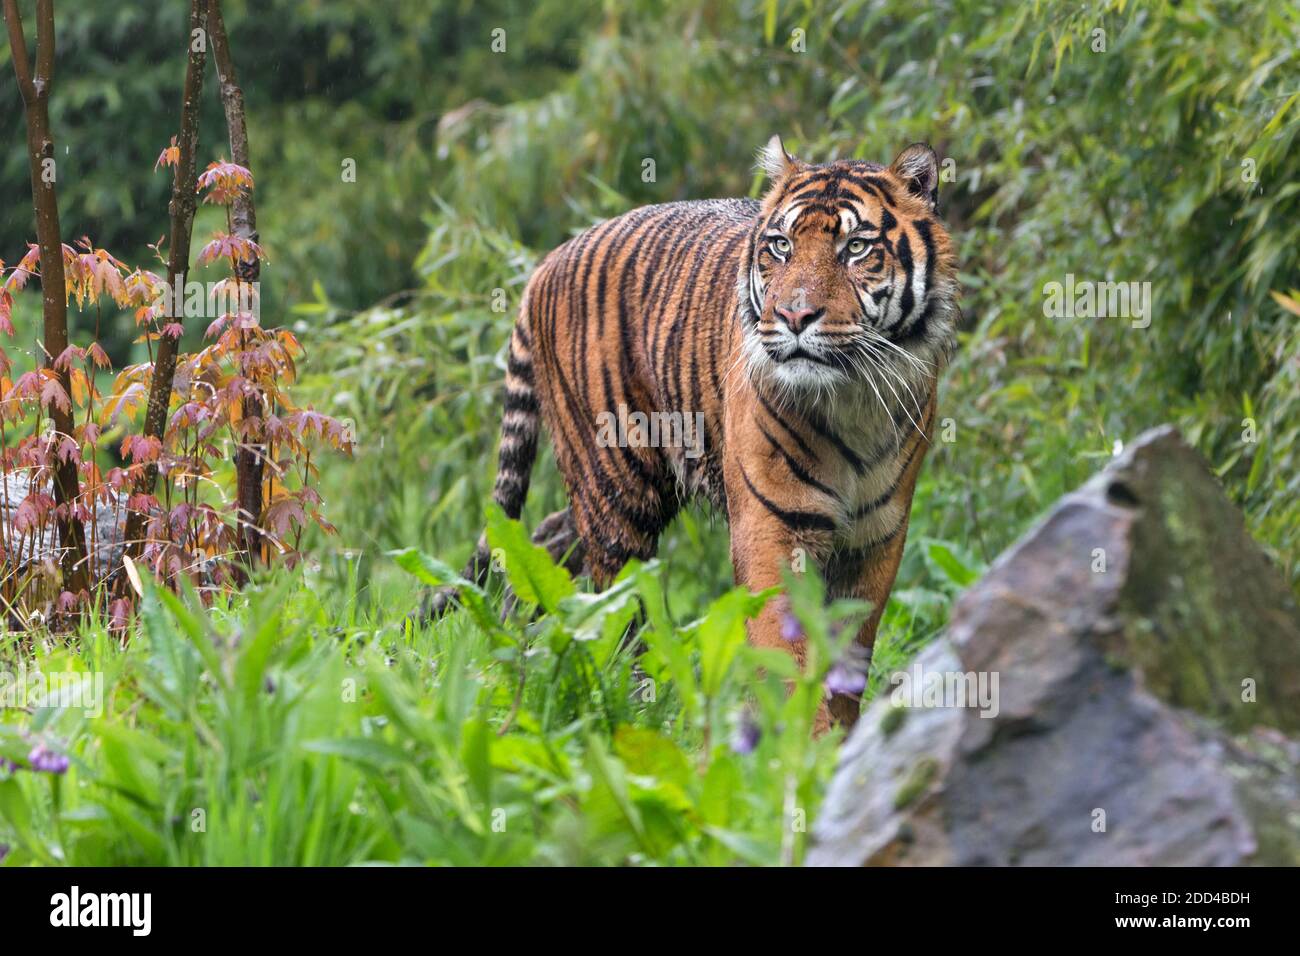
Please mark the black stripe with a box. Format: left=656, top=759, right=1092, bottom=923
left=804, top=408, right=867, bottom=474
left=740, top=465, right=836, bottom=533
left=532, top=258, right=670, bottom=533
left=506, top=349, right=533, bottom=382
left=704, top=233, right=743, bottom=393
left=760, top=425, right=838, bottom=499
left=667, top=238, right=711, bottom=411
left=598, top=365, right=656, bottom=487
left=893, top=299, right=934, bottom=346
left=568, top=223, right=605, bottom=414
left=686, top=227, right=747, bottom=417
left=894, top=232, right=914, bottom=324
left=740, top=228, right=760, bottom=322
left=641, top=217, right=698, bottom=362
left=850, top=432, right=925, bottom=520
left=496, top=442, right=535, bottom=475
left=895, top=218, right=937, bottom=338
left=755, top=390, right=819, bottom=462
left=859, top=175, right=899, bottom=206
left=501, top=420, right=533, bottom=440
left=619, top=208, right=676, bottom=413
left=502, top=388, right=539, bottom=415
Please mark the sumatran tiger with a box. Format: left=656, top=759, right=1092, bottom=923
left=426, top=138, right=959, bottom=730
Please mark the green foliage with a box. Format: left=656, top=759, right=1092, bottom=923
left=2, top=0, right=1296, bottom=865
left=303, top=0, right=1298, bottom=595
left=0, top=544, right=858, bottom=865
left=1, top=0, right=596, bottom=359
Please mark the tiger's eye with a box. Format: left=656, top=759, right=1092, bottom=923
left=769, top=236, right=791, bottom=255
left=847, top=238, right=869, bottom=256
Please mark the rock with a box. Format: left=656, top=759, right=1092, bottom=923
left=1, top=471, right=126, bottom=581
left=808, top=426, right=1300, bottom=866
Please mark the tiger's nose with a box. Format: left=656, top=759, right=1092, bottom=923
left=775, top=304, right=822, bottom=334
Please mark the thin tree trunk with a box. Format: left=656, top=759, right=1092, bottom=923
left=122, top=0, right=209, bottom=564
left=208, top=0, right=264, bottom=567
left=4, top=0, right=89, bottom=595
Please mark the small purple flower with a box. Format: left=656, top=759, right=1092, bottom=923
left=730, top=714, right=762, bottom=755
left=824, top=661, right=868, bottom=698
left=0, top=759, right=17, bottom=774
left=780, top=611, right=804, bottom=643
left=27, top=743, right=69, bottom=775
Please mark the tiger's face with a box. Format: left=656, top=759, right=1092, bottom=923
left=741, top=139, right=957, bottom=399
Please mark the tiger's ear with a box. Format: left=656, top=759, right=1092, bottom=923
left=889, top=143, right=940, bottom=211
left=757, top=134, right=800, bottom=182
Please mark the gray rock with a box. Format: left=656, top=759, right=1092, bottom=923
left=1, top=471, right=126, bottom=581
left=809, top=426, right=1300, bottom=866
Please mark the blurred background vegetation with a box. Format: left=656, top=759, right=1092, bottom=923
left=3, top=0, right=1297, bottom=635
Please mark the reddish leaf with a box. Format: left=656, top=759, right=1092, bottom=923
left=109, top=598, right=133, bottom=631
left=197, top=232, right=264, bottom=266
left=56, top=435, right=80, bottom=465
left=87, top=341, right=111, bottom=369
left=197, top=160, right=254, bottom=204
left=0, top=288, right=13, bottom=336
left=155, top=136, right=180, bottom=171
left=122, top=434, right=162, bottom=463
left=53, top=344, right=85, bottom=372
left=40, top=377, right=71, bottom=414
left=264, top=496, right=307, bottom=536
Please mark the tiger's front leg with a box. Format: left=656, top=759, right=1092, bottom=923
left=723, top=458, right=838, bottom=735
left=822, top=527, right=911, bottom=728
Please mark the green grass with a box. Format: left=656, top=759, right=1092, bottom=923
left=0, top=513, right=974, bottom=866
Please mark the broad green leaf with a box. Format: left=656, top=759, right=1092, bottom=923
left=484, top=503, right=575, bottom=615
left=697, top=587, right=767, bottom=698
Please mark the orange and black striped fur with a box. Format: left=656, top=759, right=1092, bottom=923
left=428, top=139, right=959, bottom=730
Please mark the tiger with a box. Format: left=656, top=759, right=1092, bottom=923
left=426, top=138, right=959, bottom=730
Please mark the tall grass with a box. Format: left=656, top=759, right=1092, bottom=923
left=1, top=513, right=970, bottom=865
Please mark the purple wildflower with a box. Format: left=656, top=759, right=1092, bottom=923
left=825, top=661, right=868, bottom=698
left=730, top=713, right=761, bottom=755
left=27, top=743, right=69, bottom=775
left=780, top=611, right=804, bottom=643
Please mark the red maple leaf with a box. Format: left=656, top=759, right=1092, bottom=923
left=197, top=160, right=254, bottom=204
left=40, top=377, right=71, bottom=413
left=0, top=287, right=13, bottom=337
left=155, top=136, right=180, bottom=171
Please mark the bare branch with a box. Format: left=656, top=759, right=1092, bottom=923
left=122, top=0, right=210, bottom=565
left=5, top=0, right=90, bottom=593
left=2, top=0, right=35, bottom=100
left=207, top=0, right=265, bottom=566
left=33, top=0, right=52, bottom=83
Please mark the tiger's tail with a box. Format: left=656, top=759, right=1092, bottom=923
left=422, top=297, right=540, bottom=620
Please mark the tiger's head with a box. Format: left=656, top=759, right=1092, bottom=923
left=739, top=137, right=958, bottom=402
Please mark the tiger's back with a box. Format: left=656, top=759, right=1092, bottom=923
left=512, top=199, right=758, bottom=571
